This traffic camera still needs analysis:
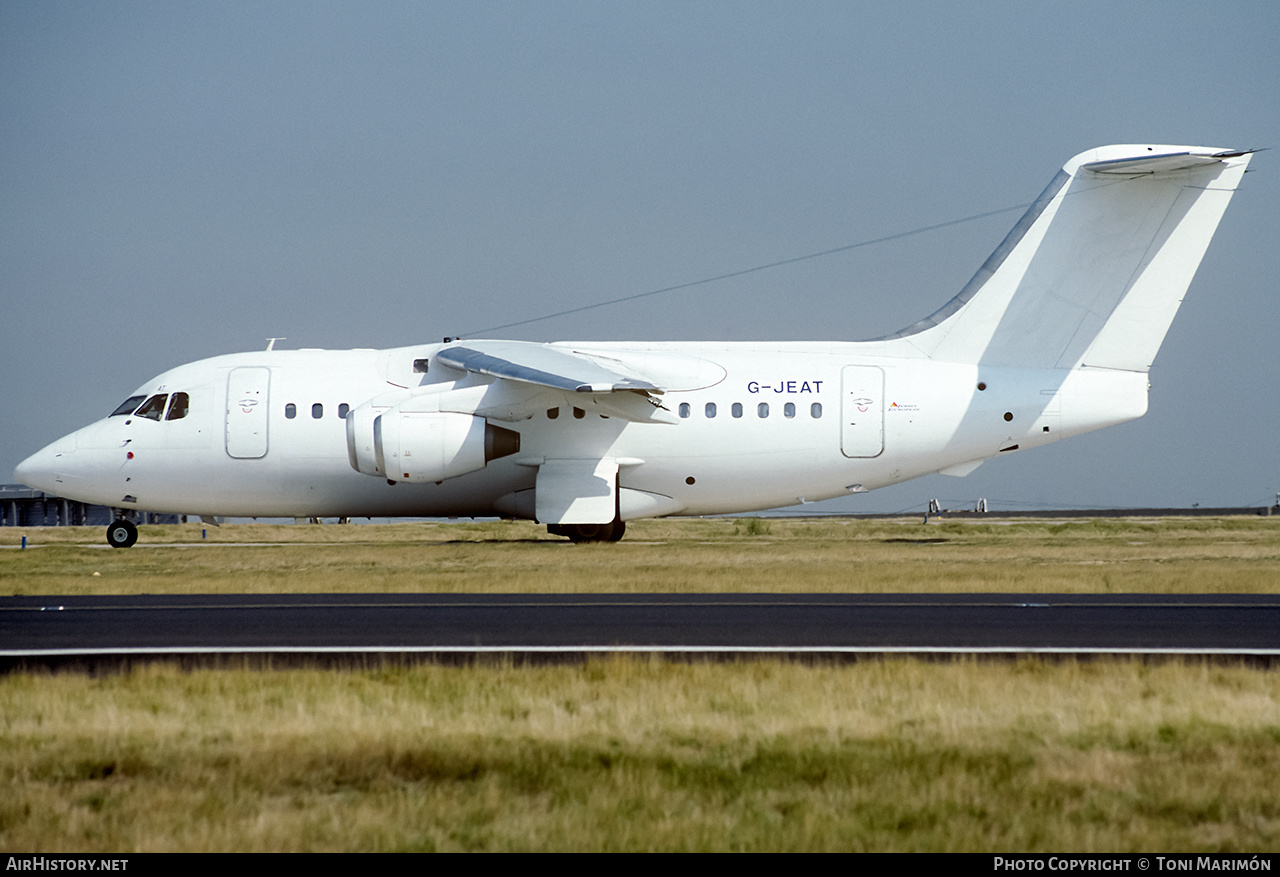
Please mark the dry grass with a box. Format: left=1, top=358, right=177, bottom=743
left=3, top=658, right=1279, bottom=851
left=3, top=516, right=1280, bottom=595
left=4, top=516, right=1278, bottom=851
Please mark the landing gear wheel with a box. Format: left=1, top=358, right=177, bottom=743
left=106, top=519, right=138, bottom=548
left=548, top=519, right=626, bottom=543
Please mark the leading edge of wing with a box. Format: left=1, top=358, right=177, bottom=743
left=435, top=341, right=659, bottom=394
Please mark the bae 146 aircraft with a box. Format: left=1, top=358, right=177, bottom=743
left=15, top=144, right=1254, bottom=546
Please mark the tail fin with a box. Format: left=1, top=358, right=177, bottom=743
left=880, top=145, right=1253, bottom=370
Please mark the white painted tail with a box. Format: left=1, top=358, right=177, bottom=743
left=880, top=145, right=1253, bottom=371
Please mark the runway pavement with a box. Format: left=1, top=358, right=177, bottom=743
left=3, top=593, right=1279, bottom=659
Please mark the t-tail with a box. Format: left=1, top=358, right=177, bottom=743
left=878, top=144, right=1253, bottom=371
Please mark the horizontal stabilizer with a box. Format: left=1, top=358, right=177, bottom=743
left=1081, top=150, right=1250, bottom=176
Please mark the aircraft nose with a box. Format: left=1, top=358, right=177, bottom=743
left=14, top=449, right=51, bottom=492
left=14, top=435, right=75, bottom=494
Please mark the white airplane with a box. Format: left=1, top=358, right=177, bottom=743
left=15, top=144, right=1254, bottom=546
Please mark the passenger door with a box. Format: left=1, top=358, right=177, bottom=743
left=225, top=367, right=270, bottom=459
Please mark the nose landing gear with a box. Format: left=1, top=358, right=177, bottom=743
left=106, top=518, right=138, bottom=548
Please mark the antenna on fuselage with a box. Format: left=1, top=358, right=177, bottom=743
left=265, top=338, right=286, bottom=351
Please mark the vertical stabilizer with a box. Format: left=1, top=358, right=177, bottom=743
left=880, top=145, right=1252, bottom=371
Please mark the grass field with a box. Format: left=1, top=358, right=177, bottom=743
left=3, top=516, right=1279, bottom=851
left=3, top=658, right=1279, bottom=852
left=3, top=515, right=1279, bottom=595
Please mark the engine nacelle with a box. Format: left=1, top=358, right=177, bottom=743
left=346, top=402, right=393, bottom=476
left=372, top=409, right=520, bottom=483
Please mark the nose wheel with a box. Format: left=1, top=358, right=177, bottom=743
left=106, top=519, right=138, bottom=548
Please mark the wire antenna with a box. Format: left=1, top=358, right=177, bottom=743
left=463, top=201, right=1032, bottom=336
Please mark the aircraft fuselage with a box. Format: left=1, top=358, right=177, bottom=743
left=18, top=341, right=1146, bottom=522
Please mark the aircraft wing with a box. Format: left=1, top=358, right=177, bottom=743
left=435, top=341, right=660, bottom=394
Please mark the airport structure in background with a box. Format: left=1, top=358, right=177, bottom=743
left=1, top=483, right=1275, bottom=528
left=0, top=485, right=183, bottom=528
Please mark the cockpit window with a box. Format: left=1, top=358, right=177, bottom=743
left=134, top=394, right=169, bottom=421
left=166, top=392, right=190, bottom=421
left=110, top=395, right=147, bottom=417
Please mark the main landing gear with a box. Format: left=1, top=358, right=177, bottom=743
left=106, top=518, right=138, bottom=548
left=548, top=519, right=626, bottom=543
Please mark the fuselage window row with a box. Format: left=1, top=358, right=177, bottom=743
left=283, top=403, right=351, bottom=420
left=674, top=401, right=822, bottom=419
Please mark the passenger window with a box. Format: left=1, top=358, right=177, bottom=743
left=732, top=402, right=743, bottom=418
left=166, top=392, right=190, bottom=421
left=110, top=395, right=146, bottom=417
left=547, top=408, right=559, bottom=420
left=135, top=394, right=168, bottom=421
left=338, top=403, right=350, bottom=419
left=705, top=402, right=716, bottom=418
left=784, top=402, right=795, bottom=419
left=678, top=402, right=691, bottom=418
left=758, top=402, right=769, bottom=418
left=811, top=402, right=823, bottom=419
left=312, top=403, right=323, bottom=419
left=573, top=407, right=585, bottom=419
left=285, top=404, right=296, bottom=419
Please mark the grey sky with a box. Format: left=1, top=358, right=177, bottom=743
left=3, top=1, right=1277, bottom=513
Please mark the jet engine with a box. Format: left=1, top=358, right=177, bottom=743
left=347, top=400, right=520, bottom=483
